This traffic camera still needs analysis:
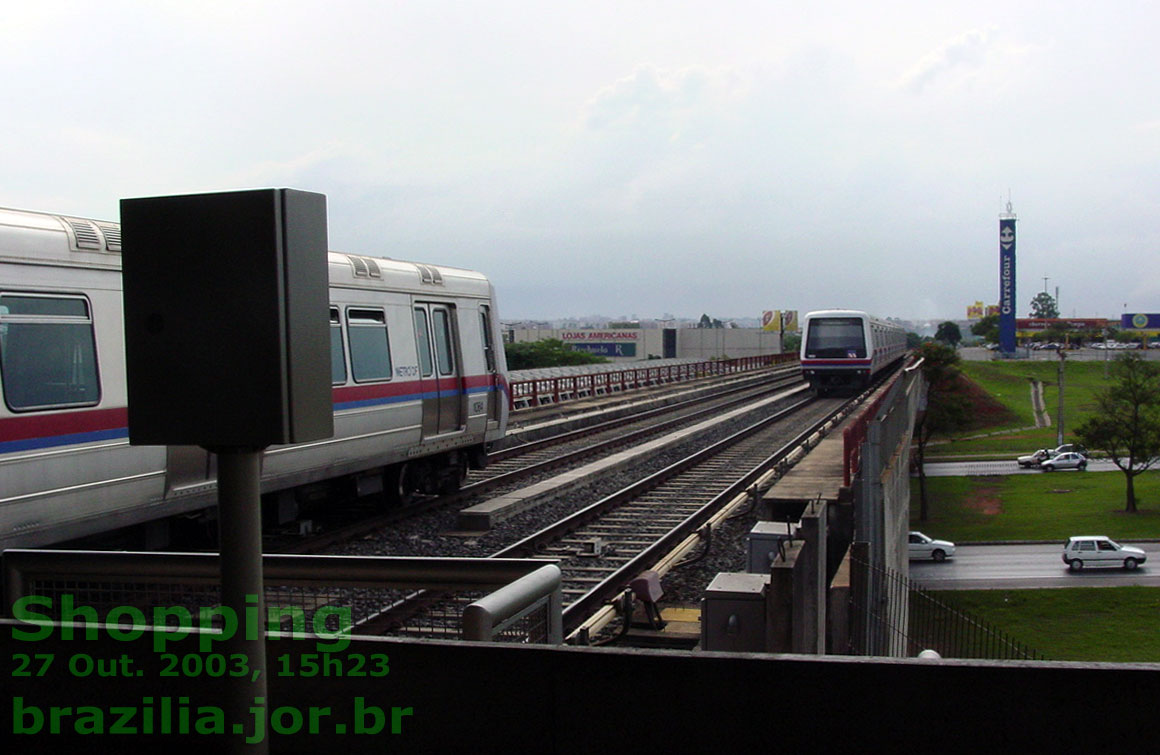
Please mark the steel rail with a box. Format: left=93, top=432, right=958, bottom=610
left=351, top=398, right=820, bottom=638
left=493, top=396, right=856, bottom=636
left=491, top=365, right=799, bottom=461
left=490, top=397, right=814, bottom=560
left=280, top=373, right=803, bottom=555
left=464, top=374, right=804, bottom=494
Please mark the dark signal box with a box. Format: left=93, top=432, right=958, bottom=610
left=120, top=189, right=334, bottom=447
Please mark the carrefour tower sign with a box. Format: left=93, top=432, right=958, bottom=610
left=998, top=209, right=1017, bottom=353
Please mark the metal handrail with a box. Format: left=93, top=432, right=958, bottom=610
left=507, top=354, right=797, bottom=410
left=462, top=564, right=563, bottom=643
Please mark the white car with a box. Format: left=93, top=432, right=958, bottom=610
left=1062, top=536, right=1147, bottom=571
left=1017, top=449, right=1051, bottom=468
left=1041, top=452, right=1088, bottom=472
left=909, top=532, right=955, bottom=562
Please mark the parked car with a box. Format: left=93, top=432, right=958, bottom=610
left=1017, top=449, right=1051, bottom=468
left=909, top=532, right=955, bottom=562
left=1062, top=536, right=1147, bottom=571
left=1041, top=452, right=1087, bottom=471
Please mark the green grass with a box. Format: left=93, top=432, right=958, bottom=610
left=933, top=587, right=1160, bottom=662
left=926, top=360, right=1115, bottom=457
left=911, top=357, right=1160, bottom=663
left=912, top=473, right=1160, bottom=542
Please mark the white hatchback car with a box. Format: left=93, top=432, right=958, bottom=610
left=909, top=532, right=955, bottom=562
left=1062, top=536, right=1147, bottom=571
left=1041, top=452, right=1088, bottom=472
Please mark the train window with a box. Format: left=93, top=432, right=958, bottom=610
left=0, top=293, right=100, bottom=411
left=413, top=308, right=434, bottom=377
left=479, top=305, right=496, bottom=373
left=805, top=317, right=867, bottom=358
left=347, top=308, right=392, bottom=382
left=432, top=308, right=455, bottom=377
left=329, top=308, right=347, bottom=384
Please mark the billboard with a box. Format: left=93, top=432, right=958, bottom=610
left=998, top=216, right=1017, bottom=352
left=570, top=342, right=637, bottom=357
left=967, top=303, right=1000, bottom=319
left=561, top=330, right=640, bottom=359
left=1122, top=313, right=1160, bottom=331
left=761, top=310, right=799, bottom=332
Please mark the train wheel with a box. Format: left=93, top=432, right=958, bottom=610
left=385, top=462, right=414, bottom=506
left=439, top=457, right=469, bottom=495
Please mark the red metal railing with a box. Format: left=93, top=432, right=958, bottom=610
left=507, top=354, right=797, bottom=410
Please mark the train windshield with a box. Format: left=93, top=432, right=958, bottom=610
left=805, top=317, right=866, bottom=358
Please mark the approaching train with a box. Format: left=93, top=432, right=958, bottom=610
left=0, top=206, right=509, bottom=549
left=799, top=310, right=907, bottom=395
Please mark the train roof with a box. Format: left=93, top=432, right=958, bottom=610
left=803, top=309, right=879, bottom=320
left=0, top=206, right=123, bottom=269
left=328, top=251, right=493, bottom=298
left=0, top=206, right=494, bottom=296
left=802, top=310, right=903, bottom=329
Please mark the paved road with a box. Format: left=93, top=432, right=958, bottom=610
left=910, top=543, right=1159, bottom=589
left=923, top=459, right=1120, bottom=476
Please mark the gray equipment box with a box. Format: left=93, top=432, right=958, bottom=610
left=747, top=520, right=794, bottom=573
left=120, top=189, right=333, bottom=447
left=700, top=572, right=770, bottom=652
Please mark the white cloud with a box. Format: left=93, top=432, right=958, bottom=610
left=896, top=27, right=998, bottom=93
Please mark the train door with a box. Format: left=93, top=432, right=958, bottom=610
left=413, top=303, right=464, bottom=435
left=478, top=304, right=501, bottom=423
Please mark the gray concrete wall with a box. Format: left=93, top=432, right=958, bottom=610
left=675, top=328, right=785, bottom=359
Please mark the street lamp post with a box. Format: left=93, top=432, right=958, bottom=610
left=1057, top=348, right=1067, bottom=447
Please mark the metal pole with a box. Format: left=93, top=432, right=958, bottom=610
left=216, top=447, right=269, bottom=753
left=1056, top=350, right=1066, bottom=447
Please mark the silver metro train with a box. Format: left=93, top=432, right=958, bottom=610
left=0, top=206, right=508, bottom=549
left=799, top=310, right=907, bottom=395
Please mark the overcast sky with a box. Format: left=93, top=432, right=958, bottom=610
left=3, top=1, right=1157, bottom=322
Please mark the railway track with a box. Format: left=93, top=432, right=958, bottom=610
left=357, top=391, right=856, bottom=641
left=463, top=367, right=802, bottom=491
left=493, top=396, right=851, bottom=637
left=273, top=367, right=803, bottom=553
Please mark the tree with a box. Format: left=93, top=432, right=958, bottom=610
left=1030, top=291, right=1060, bottom=319
left=934, top=321, right=962, bottom=347
left=1042, top=322, right=1074, bottom=346
left=503, top=339, right=609, bottom=370
left=1074, top=352, right=1160, bottom=512
left=913, top=341, right=972, bottom=522
left=906, top=331, right=924, bottom=349
left=970, top=314, right=999, bottom=344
